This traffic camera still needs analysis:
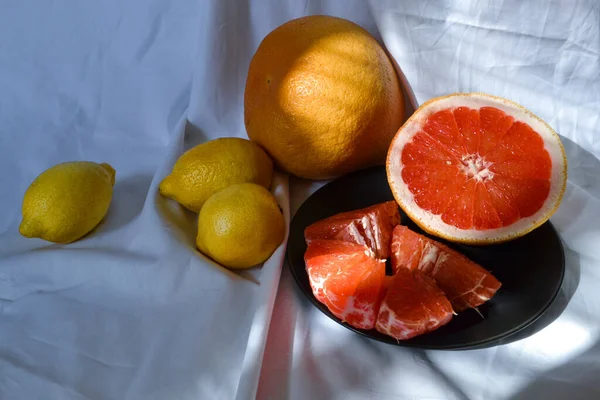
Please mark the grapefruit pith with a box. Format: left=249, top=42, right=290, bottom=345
left=387, top=93, right=567, bottom=244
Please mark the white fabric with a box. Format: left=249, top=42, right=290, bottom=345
left=0, top=1, right=599, bottom=399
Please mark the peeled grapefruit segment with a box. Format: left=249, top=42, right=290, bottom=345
left=391, top=225, right=501, bottom=312
left=387, top=93, right=567, bottom=244
left=304, top=239, right=386, bottom=330
left=375, top=268, right=453, bottom=340
left=304, top=201, right=400, bottom=259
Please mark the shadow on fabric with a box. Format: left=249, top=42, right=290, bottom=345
left=511, top=338, right=600, bottom=400
left=99, top=173, right=154, bottom=234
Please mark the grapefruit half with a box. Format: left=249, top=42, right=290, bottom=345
left=387, top=93, right=567, bottom=244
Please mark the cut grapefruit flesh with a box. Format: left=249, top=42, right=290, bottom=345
left=375, top=268, right=453, bottom=340
left=387, top=93, right=567, bottom=244
left=304, top=239, right=386, bottom=330
left=304, top=201, right=400, bottom=259
left=391, top=225, right=501, bottom=312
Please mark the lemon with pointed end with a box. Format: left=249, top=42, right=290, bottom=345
left=196, top=183, right=285, bottom=269
left=20, top=161, right=116, bottom=244
left=159, top=137, right=273, bottom=213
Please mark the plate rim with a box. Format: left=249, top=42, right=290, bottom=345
left=286, top=166, right=566, bottom=350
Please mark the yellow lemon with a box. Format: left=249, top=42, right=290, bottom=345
left=196, top=183, right=285, bottom=269
left=159, top=137, right=273, bottom=212
left=20, top=161, right=116, bottom=244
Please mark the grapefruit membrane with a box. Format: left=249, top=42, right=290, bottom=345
left=387, top=93, right=567, bottom=244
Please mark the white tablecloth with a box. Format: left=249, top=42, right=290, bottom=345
left=1, top=1, right=599, bottom=399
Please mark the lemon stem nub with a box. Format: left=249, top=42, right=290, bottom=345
left=100, top=163, right=116, bottom=186
left=19, top=219, right=41, bottom=238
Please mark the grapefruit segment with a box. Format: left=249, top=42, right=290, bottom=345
left=304, top=239, right=385, bottom=330
left=401, top=132, right=460, bottom=167
left=390, top=225, right=502, bottom=312
left=375, top=268, right=453, bottom=340
left=422, top=109, right=463, bottom=158
left=479, top=106, right=514, bottom=156
left=453, top=106, right=481, bottom=154
left=387, top=93, right=567, bottom=243
left=304, top=201, right=400, bottom=259
left=489, top=156, right=552, bottom=180
left=491, top=176, right=550, bottom=218
left=402, top=165, right=466, bottom=215
left=441, top=178, right=476, bottom=230
left=473, top=182, right=503, bottom=230
left=484, top=180, right=521, bottom=227
left=495, top=121, right=545, bottom=156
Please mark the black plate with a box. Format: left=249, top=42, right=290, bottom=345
left=287, top=166, right=565, bottom=350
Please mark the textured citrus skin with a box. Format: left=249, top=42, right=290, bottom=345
left=386, top=92, right=568, bottom=244
left=244, top=15, right=404, bottom=180
left=20, top=161, right=116, bottom=244
left=196, top=183, right=285, bottom=269
left=159, top=138, right=273, bottom=212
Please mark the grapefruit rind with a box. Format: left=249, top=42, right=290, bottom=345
left=386, top=92, right=567, bottom=244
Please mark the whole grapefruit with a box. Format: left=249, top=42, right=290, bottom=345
left=244, top=15, right=404, bottom=180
